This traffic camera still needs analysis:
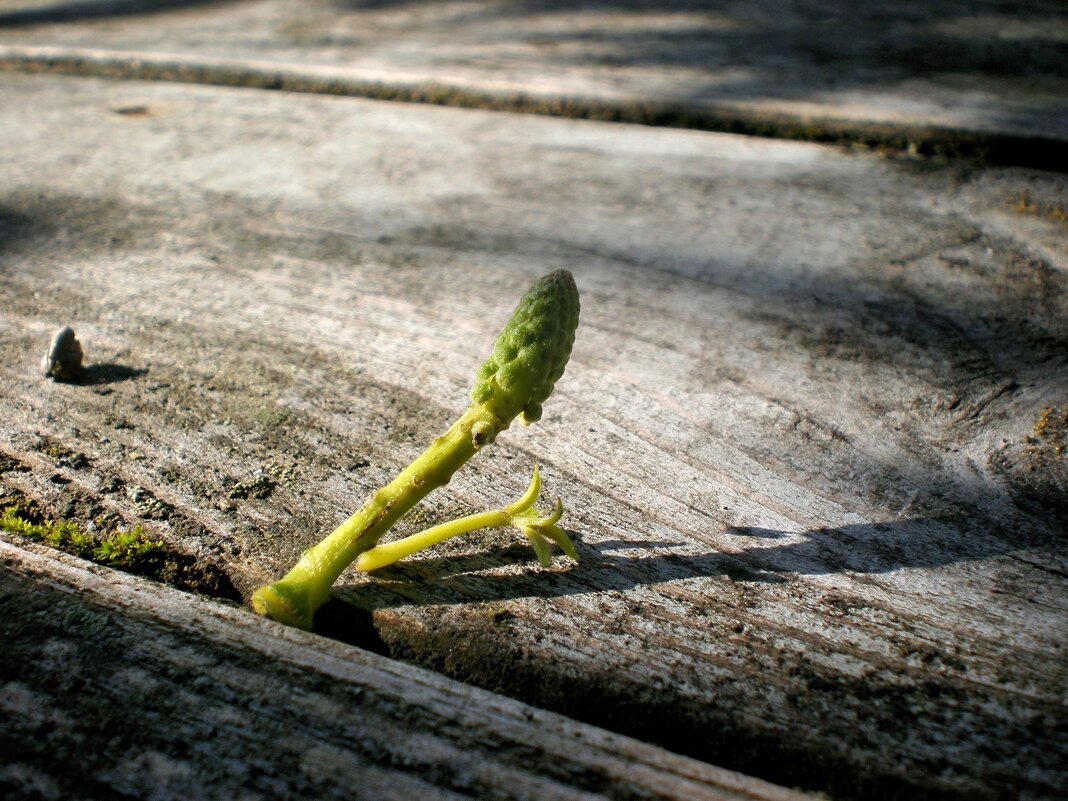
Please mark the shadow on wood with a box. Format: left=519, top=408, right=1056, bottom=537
left=0, top=0, right=236, bottom=28
left=333, top=517, right=1030, bottom=610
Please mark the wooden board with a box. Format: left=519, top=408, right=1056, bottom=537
left=1, top=0, right=1066, bottom=157
left=1, top=72, right=1066, bottom=800
left=0, top=536, right=807, bottom=801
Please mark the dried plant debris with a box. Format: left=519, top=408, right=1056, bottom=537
left=1030, top=405, right=1068, bottom=463
left=41, top=326, right=84, bottom=381
left=993, top=404, right=1068, bottom=522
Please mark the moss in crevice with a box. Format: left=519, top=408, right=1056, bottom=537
left=3, top=495, right=165, bottom=570
left=1, top=496, right=98, bottom=559
left=0, top=491, right=240, bottom=601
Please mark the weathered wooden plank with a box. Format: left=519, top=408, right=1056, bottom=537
left=0, top=0, right=1066, bottom=163
left=1, top=72, right=1066, bottom=800
left=0, top=536, right=806, bottom=801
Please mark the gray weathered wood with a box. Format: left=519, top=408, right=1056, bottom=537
left=0, top=536, right=807, bottom=801
left=1, top=0, right=1066, bottom=163
left=1, top=71, right=1066, bottom=800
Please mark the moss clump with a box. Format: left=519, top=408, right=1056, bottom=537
left=229, top=474, right=275, bottom=500
left=0, top=489, right=240, bottom=600
left=3, top=497, right=165, bottom=575
left=228, top=462, right=299, bottom=501
left=92, top=528, right=168, bottom=570
left=254, top=405, right=292, bottom=430
left=1, top=498, right=96, bottom=559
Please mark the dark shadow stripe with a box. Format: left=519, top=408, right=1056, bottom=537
left=0, top=46, right=1065, bottom=172
left=0, top=0, right=236, bottom=27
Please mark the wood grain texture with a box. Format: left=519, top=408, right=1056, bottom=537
left=1, top=0, right=1066, bottom=155
left=1, top=73, right=1066, bottom=800
left=0, top=537, right=805, bottom=801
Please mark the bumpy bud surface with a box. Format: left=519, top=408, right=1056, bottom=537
left=471, top=270, right=580, bottom=425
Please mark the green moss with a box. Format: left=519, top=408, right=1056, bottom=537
left=0, top=485, right=240, bottom=600
left=48, top=522, right=96, bottom=558
left=254, top=405, right=291, bottom=430
left=92, top=528, right=167, bottom=569
left=3, top=499, right=165, bottom=573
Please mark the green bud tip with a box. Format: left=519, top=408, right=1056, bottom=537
left=470, top=270, right=580, bottom=425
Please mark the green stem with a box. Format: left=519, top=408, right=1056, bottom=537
left=251, top=403, right=506, bottom=629
left=355, top=508, right=511, bottom=572
left=355, top=466, right=544, bottom=571
left=354, top=465, right=577, bottom=572
left=251, top=270, right=580, bottom=630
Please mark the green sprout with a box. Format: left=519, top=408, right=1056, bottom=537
left=355, top=465, right=577, bottom=572
left=251, top=270, right=580, bottom=630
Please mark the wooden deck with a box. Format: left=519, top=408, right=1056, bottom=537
left=1, top=4, right=1066, bottom=799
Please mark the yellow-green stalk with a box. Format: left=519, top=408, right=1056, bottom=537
left=251, top=270, right=580, bottom=629
left=355, top=465, right=576, bottom=572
